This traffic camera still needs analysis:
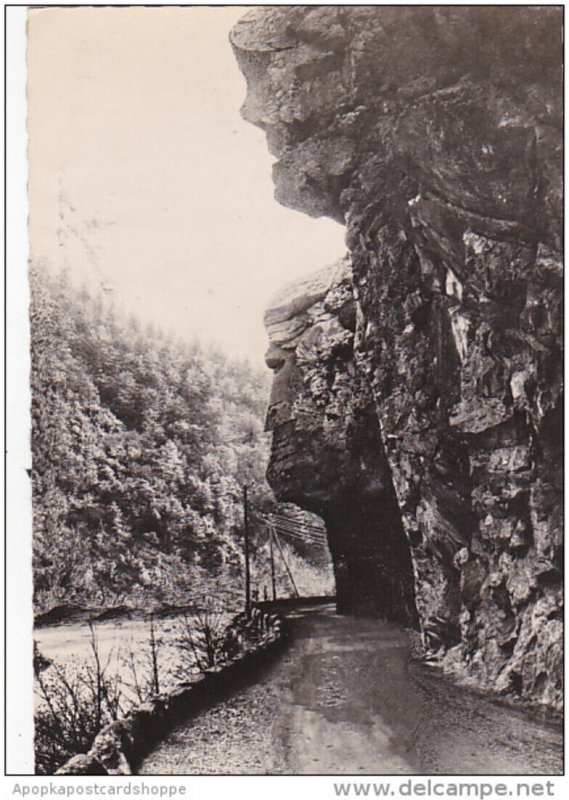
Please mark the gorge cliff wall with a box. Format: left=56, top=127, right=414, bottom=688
left=231, top=6, right=563, bottom=709
left=264, top=260, right=417, bottom=623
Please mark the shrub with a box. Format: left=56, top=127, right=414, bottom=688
left=173, top=601, right=228, bottom=675
left=34, top=626, right=123, bottom=775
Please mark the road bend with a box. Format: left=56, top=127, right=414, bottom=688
left=138, top=604, right=562, bottom=775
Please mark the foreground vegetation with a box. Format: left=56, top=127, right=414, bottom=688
left=30, top=265, right=332, bottom=613
left=34, top=605, right=270, bottom=774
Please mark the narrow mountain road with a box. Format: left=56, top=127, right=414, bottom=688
left=138, top=604, right=562, bottom=775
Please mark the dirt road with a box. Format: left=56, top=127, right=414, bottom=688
left=138, top=604, right=562, bottom=775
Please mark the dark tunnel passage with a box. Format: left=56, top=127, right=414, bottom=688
left=265, top=317, right=418, bottom=627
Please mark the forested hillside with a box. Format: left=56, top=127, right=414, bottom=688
left=30, top=265, right=332, bottom=613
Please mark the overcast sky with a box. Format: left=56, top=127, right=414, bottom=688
left=27, top=6, right=346, bottom=366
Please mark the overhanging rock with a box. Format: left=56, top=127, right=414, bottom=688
left=233, top=6, right=563, bottom=710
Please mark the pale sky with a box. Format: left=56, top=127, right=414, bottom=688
left=27, top=6, right=346, bottom=366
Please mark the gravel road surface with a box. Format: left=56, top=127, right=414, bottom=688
left=139, top=604, right=563, bottom=775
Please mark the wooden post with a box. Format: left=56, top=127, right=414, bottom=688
left=271, top=521, right=300, bottom=598
left=243, top=485, right=251, bottom=618
left=269, top=524, right=277, bottom=601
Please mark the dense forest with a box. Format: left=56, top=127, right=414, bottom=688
left=30, top=265, right=332, bottom=614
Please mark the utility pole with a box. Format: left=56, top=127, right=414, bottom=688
left=243, top=484, right=251, bottom=618
left=268, top=524, right=277, bottom=601
left=271, top=519, right=300, bottom=598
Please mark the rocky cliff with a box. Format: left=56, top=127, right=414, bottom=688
left=231, top=6, right=563, bottom=709
left=264, top=259, right=417, bottom=623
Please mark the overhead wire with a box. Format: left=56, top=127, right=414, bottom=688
left=247, top=502, right=328, bottom=547
left=249, top=503, right=326, bottom=535
left=270, top=516, right=327, bottom=539
left=271, top=524, right=328, bottom=548
left=272, top=528, right=322, bottom=546
left=271, top=512, right=326, bottom=534
left=272, top=525, right=327, bottom=546
left=270, top=518, right=326, bottom=537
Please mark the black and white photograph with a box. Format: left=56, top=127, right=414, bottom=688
left=4, top=1, right=565, bottom=784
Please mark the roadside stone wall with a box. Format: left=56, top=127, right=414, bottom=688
left=55, top=608, right=284, bottom=775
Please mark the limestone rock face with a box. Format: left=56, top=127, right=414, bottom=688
left=264, top=260, right=417, bottom=623
left=232, top=6, right=563, bottom=709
